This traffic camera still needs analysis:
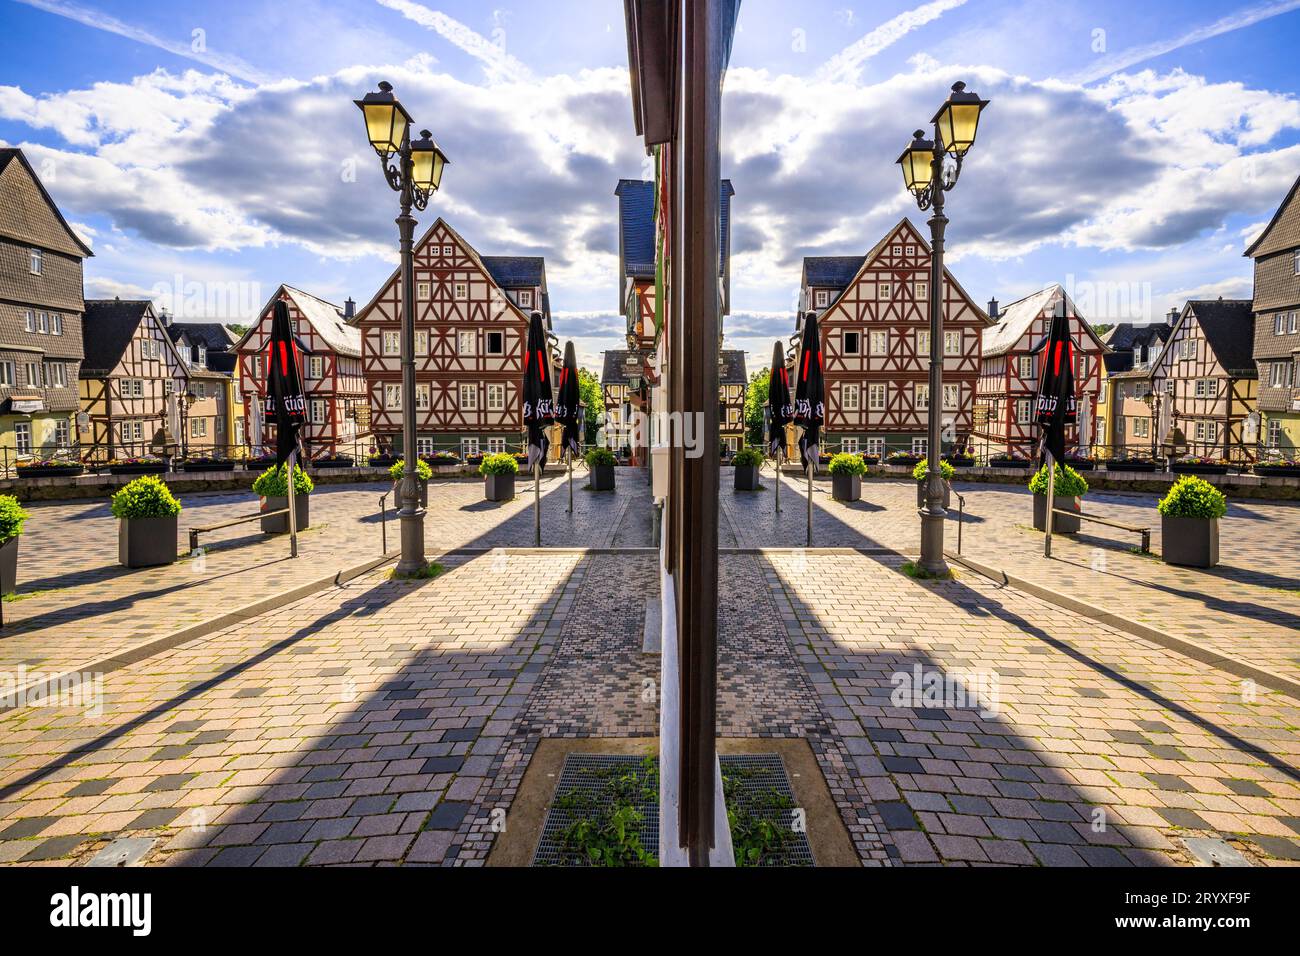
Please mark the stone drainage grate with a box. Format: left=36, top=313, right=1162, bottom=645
left=532, top=752, right=813, bottom=867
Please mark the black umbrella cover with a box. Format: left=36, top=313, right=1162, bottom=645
left=522, top=310, right=554, bottom=471
left=1034, top=306, right=1077, bottom=464
left=263, top=298, right=307, bottom=466
left=555, top=341, right=582, bottom=458
left=767, top=340, right=792, bottom=459
left=793, top=311, right=825, bottom=469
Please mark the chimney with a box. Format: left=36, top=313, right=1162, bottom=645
left=344, top=297, right=356, bottom=320
left=1166, top=307, right=1179, bottom=326
left=987, top=297, right=999, bottom=320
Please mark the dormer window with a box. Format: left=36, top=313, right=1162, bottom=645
left=518, top=289, right=534, bottom=308
left=814, top=289, right=830, bottom=308
left=197, top=345, right=207, bottom=366
left=29, top=248, right=43, bottom=275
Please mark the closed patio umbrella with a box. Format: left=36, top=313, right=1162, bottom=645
left=766, top=339, right=792, bottom=513
left=793, top=311, right=824, bottom=545
left=522, top=310, right=554, bottom=545
left=555, top=341, right=582, bottom=513
left=1034, top=298, right=1077, bottom=557
left=263, top=298, right=307, bottom=557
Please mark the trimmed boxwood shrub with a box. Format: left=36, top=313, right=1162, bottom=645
left=732, top=447, right=763, bottom=467
left=1157, top=475, right=1227, bottom=520
left=479, top=453, right=519, bottom=476
left=912, top=459, right=956, bottom=482
left=111, top=475, right=182, bottom=519
left=585, top=447, right=616, bottom=468
left=389, top=458, right=433, bottom=481
left=1028, top=463, right=1089, bottom=498
left=252, top=464, right=315, bottom=497
left=0, top=496, right=30, bottom=540
left=828, top=452, right=867, bottom=476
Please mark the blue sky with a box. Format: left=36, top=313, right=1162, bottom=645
left=3, top=0, right=1299, bottom=376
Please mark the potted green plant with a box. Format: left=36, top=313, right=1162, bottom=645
left=110, top=475, right=181, bottom=567
left=1253, top=457, right=1300, bottom=478
left=942, top=450, right=976, bottom=468
left=885, top=450, right=922, bottom=468
left=1028, top=462, right=1088, bottom=534
left=389, top=457, right=432, bottom=507
left=586, top=446, right=616, bottom=491
left=732, top=447, right=763, bottom=491
left=252, top=464, right=313, bottom=533
left=0, top=495, right=29, bottom=595
left=828, top=452, right=866, bottom=502
left=1157, top=475, right=1226, bottom=568
left=913, top=459, right=955, bottom=508
left=16, top=458, right=84, bottom=478
left=1171, top=455, right=1229, bottom=475
left=480, top=452, right=519, bottom=501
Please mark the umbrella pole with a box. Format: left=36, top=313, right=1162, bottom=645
left=534, top=461, right=541, bottom=547
left=287, top=448, right=298, bottom=559
left=806, top=460, right=813, bottom=548
left=1043, top=450, right=1055, bottom=559
left=567, top=450, right=573, bottom=514
left=774, top=449, right=781, bottom=513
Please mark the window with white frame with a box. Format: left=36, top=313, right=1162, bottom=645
left=1099, top=381, right=1108, bottom=403
left=814, top=289, right=830, bottom=308
left=417, top=282, right=430, bottom=300
left=841, top=437, right=859, bottom=454
left=1290, top=312, right=1299, bottom=333
left=842, top=383, right=860, bottom=411
left=36, top=312, right=48, bottom=333
left=915, top=281, right=927, bottom=300
left=458, top=331, right=475, bottom=355
left=943, top=383, right=959, bottom=411
left=486, top=331, right=504, bottom=355
left=1197, top=377, right=1218, bottom=397
left=414, top=330, right=428, bottom=355
left=310, top=399, right=326, bottom=425
left=15, top=422, right=31, bottom=454
left=55, top=418, right=70, bottom=447
left=46, top=362, right=67, bottom=388
left=869, top=330, right=888, bottom=355
left=416, top=436, right=434, bottom=456
left=416, top=384, right=430, bottom=410
left=190, top=418, right=206, bottom=438
left=1271, top=363, right=1287, bottom=387
left=195, top=382, right=207, bottom=399
left=1133, top=417, right=1149, bottom=438
left=1017, top=355, right=1034, bottom=378
left=866, top=437, right=884, bottom=458
left=25, top=363, right=41, bottom=387
left=0, top=362, right=12, bottom=385
left=916, top=330, right=930, bottom=354
left=384, top=383, right=402, bottom=410
left=454, top=282, right=468, bottom=300
left=23, top=310, right=34, bottom=332
left=253, top=356, right=264, bottom=379
left=878, top=283, right=892, bottom=300
left=487, top=437, right=506, bottom=454
left=442, top=244, right=454, bottom=257
left=459, top=383, right=478, bottom=410
left=1268, top=418, right=1282, bottom=448
left=382, top=331, right=400, bottom=356
left=905, top=245, right=916, bottom=256
left=518, top=290, right=534, bottom=308
left=1194, top=420, right=1218, bottom=444
left=50, top=313, right=63, bottom=335
left=487, top=383, right=505, bottom=411
left=215, top=417, right=224, bottom=437
left=28, top=248, right=43, bottom=275
left=944, top=330, right=961, bottom=356
left=1180, top=338, right=1196, bottom=359
left=914, top=383, right=930, bottom=410
left=891, top=245, right=902, bottom=256
left=1016, top=398, right=1032, bottom=424
left=868, top=383, right=886, bottom=410
left=912, top=437, right=928, bottom=456
left=461, top=437, right=479, bottom=457
left=308, top=355, right=324, bottom=379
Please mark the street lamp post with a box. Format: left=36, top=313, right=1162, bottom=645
left=896, top=81, right=989, bottom=576
left=355, top=81, right=449, bottom=575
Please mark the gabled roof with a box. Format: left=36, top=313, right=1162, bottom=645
left=602, top=349, right=636, bottom=385
left=481, top=256, right=545, bottom=288
left=0, top=147, right=94, bottom=258
left=1184, top=299, right=1257, bottom=377
left=167, top=321, right=237, bottom=352
left=1104, top=322, right=1173, bottom=353
left=1244, top=171, right=1300, bottom=259
left=80, top=299, right=175, bottom=377
left=802, top=256, right=867, bottom=290
left=719, top=349, right=747, bottom=385
left=981, top=284, right=1110, bottom=358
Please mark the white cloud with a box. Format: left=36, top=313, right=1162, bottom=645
left=817, top=0, right=968, bottom=84
left=375, top=0, right=532, bottom=84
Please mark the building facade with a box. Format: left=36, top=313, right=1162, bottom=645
left=167, top=320, right=243, bottom=457
left=235, top=285, right=367, bottom=459
left=800, top=218, right=991, bottom=459
left=79, top=299, right=190, bottom=461
left=353, top=219, right=554, bottom=459
left=602, top=347, right=746, bottom=455
left=718, top=350, right=747, bottom=452
left=1096, top=316, right=1175, bottom=457
left=1246, top=173, right=1300, bottom=456
left=1151, top=299, right=1257, bottom=460
left=972, top=284, right=1108, bottom=460
left=0, top=148, right=92, bottom=468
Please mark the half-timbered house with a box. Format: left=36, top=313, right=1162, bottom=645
left=1095, top=315, right=1175, bottom=457
left=0, top=148, right=93, bottom=465
left=718, top=350, right=747, bottom=452
left=1247, top=172, right=1300, bottom=456
left=1151, top=299, right=1257, bottom=460
left=798, top=218, right=992, bottom=458
left=79, top=299, right=190, bottom=460
left=972, top=284, right=1108, bottom=460
left=166, top=319, right=242, bottom=456
left=353, top=218, right=555, bottom=459
left=234, top=286, right=367, bottom=459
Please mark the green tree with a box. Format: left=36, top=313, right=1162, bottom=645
left=743, top=369, right=769, bottom=447
left=578, top=368, right=604, bottom=445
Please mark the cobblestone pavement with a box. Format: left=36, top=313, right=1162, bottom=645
left=721, top=470, right=1300, bottom=685
left=765, top=550, right=1300, bottom=866
left=1, top=472, right=642, bottom=677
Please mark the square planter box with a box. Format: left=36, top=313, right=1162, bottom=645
left=590, top=464, right=616, bottom=491
left=733, top=465, right=760, bottom=491
left=392, top=479, right=429, bottom=508
left=1254, top=465, right=1300, bottom=478
left=312, top=458, right=354, bottom=469
left=832, top=472, right=862, bottom=502
left=118, top=516, right=178, bottom=568
left=990, top=459, right=1033, bottom=469
left=1033, top=493, right=1081, bottom=534
left=1161, top=515, right=1219, bottom=568
left=260, top=495, right=310, bottom=534
left=0, top=536, right=17, bottom=595
left=1102, top=460, right=1158, bottom=473
left=18, top=465, right=84, bottom=479
left=484, top=473, right=515, bottom=501
left=181, top=461, right=236, bottom=473
left=1171, top=463, right=1228, bottom=475
left=110, top=463, right=168, bottom=476
left=916, top=482, right=952, bottom=509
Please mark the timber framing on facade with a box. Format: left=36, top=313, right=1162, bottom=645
left=234, top=285, right=366, bottom=459
left=800, top=218, right=993, bottom=459
left=1247, top=171, right=1300, bottom=455
left=352, top=217, right=556, bottom=459
left=1151, top=299, right=1258, bottom=460
left=972, top=284, right=1109, bottom=460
